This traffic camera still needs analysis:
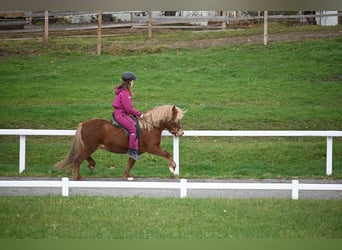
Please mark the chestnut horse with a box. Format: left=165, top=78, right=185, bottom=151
left=55, top=105, right=185, bottom=180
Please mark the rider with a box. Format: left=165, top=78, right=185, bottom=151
left=112, top=71, right=144, bottom=160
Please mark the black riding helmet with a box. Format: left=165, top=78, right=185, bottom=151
left=122, top=71, right=137, bottom=81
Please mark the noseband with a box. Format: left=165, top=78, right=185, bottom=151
left=168, top=119, right=183, bottom=136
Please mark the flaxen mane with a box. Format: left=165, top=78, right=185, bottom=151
left=139, top=105, right=185, bottom=130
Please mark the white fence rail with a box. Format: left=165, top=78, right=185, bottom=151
left=0, top=129, right=341, bottom=175
left=0, top=178, right=341, bottom=199
left=0, top=129, right=341, bottom=199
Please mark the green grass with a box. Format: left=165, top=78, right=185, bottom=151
left=0, top=196, right=341, bottom=239
left=0, top=27, right=341, bottom=179
left=0, top=26, right=342, bottom=241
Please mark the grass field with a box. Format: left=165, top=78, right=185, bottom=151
left=0, top=26, right=341, bottom=179
left=0, top=196, right=341, bottom=239
left=0, top=24, right=342, bottom=240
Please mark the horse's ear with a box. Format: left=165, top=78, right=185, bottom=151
left=172, top=106, right=177, bottom=119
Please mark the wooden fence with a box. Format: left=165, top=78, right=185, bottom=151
left=1, top=11, right=341, bottom=54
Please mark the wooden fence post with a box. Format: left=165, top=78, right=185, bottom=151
left=263, top=10, right=268, bottom=45
left=222, top=10, right=227, bottom=29
left=44, top=10, right=48, bottom=43
left=148, top=10, right=152, bottom=38
left=97, top=11, right=102, bottom=55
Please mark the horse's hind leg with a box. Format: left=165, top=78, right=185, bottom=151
left=73, top=163, right=82, bottom=180
left=73, top=148, right=97, bottom=180
left=86, top=156, right=96, bottom=171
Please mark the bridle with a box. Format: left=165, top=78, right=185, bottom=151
left=167, top=119, right=183, bottom=136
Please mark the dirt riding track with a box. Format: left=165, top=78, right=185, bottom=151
left=118, top=30, right=342, bottom=50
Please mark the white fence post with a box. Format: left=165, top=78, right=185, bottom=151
left=180, top=178, right=187, bottom=198
left=19, top=135, right=26, bottom=173
left=292, top=180, right=299, bottom=200
left=173, top=136, right=180, bottom=175
left=326, top=136, right=333, bottom=175
left=62, top=177, right=69, bottom=197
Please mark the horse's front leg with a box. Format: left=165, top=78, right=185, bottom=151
left=123, top=158, right=136, bottom=181
left=146, top=146, right=176, bottom=175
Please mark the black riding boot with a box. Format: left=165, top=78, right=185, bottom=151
left=127, top=148, right=139, bottom=160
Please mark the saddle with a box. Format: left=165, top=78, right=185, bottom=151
left=111, top=114, right=141, bottom=139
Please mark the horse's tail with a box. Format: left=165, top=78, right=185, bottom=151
left=55, top=123, right=84, bottom=170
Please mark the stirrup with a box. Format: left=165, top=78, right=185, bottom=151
left=127, top=148, right=139, bottom=160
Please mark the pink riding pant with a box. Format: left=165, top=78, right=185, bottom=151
left=114, top=111, right=139, bottom=150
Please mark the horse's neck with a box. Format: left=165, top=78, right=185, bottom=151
left=141, top=126, right=164, bottom=136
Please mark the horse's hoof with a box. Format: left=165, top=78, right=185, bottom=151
left=124, top=176, right=134, bottom=181
left=88, top=165, right=95, bottom=171
left=169, top=166, right=176, bottom=175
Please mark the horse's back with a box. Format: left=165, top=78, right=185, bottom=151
left=80, top=118, right=118, bottom=133
left=80, top=118, right=128, bottom=152
left=82, top=118, right=111, bottom=126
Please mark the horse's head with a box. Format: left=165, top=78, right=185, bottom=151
left=140, top=105, right=185, bottom=136
left=166, top=106, right=184, bottom=137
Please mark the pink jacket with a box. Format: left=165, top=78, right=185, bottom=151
left=112, top=88, right=141, bottom=117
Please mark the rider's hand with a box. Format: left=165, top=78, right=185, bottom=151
left=139, top=114, right=144, bottom=119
